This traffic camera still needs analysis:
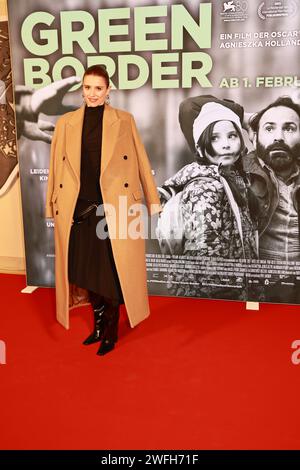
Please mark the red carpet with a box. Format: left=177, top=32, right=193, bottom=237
left=0, top=273, right=300, bottom=450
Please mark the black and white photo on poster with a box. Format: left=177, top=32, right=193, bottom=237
left=153, top=92, right=300, bottom=304
left=145, top=0, right=300, bottom=304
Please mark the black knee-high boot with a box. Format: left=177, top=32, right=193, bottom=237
left=96, top=299, right=120, bottom=356
left=83, top=293, right=106, bottom=346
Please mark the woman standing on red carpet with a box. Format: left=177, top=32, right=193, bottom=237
left=45, top=65, right=161, bottom=355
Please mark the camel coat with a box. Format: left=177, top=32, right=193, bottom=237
left=45, top=103, right=162, bottom=329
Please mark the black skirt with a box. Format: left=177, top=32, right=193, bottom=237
left=68, top=199, right=124, bottom=304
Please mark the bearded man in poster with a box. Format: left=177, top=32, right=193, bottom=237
left=244, top=97, right=300, bottom=302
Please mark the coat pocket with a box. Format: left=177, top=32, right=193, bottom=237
left=51, top=191, right=58, bottom=203
left=132, top=189, right=143, bottom=200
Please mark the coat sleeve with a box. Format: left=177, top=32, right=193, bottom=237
left=45, top=119, right=60, bottom=218
left=130, top=114, right=162, bottom=216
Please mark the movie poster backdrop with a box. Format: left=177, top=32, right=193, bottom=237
left=7, top=0, right=300, bottom=303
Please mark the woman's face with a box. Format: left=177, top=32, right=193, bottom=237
left=206, top=120, right=241, bottom=166
left=82, top=74, right=110, bottom=107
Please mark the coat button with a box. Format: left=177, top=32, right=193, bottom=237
left=60, top=184, right=63, bottom=188
left=56, top=210, right=59, bottom=215
left=124, top=183, right=129, bottom=188
left=123, top=155, right=128, bottom=160
left=63, top=156, right=66, bottom=161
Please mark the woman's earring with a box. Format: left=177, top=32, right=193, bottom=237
left=105, top=94, right=110, bottom=105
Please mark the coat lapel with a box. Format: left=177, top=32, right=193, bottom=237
left=65, top=103, right=120, bottom=184
left=101, top=104, right=120, bottom=177
left=65, top=105, right=85, bottom=186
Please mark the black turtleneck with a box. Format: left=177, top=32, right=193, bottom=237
left=77, top=104, right=104, bottom=203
